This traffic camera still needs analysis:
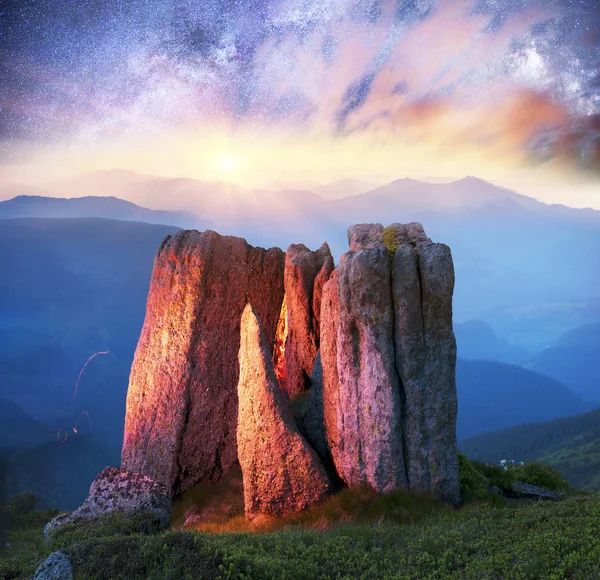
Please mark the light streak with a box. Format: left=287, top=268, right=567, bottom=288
left=57, top=350, right=109, bottom=443
left=69, top=350, right=109, bottom=413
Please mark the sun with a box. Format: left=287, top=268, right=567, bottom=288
left=216, top=154, right=241, bottom=174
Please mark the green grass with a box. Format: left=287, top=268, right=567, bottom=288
left=5, top=495, right=600, bottom=579
left=0, top=462, right=594, bottom=579
left=0, top=494, right=60, bottom=579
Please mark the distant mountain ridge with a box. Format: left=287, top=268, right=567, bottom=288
left=3, top=172, right=600, bottom=350
left=456, top=359, right=594, bottom=439
left=454, top=320, right=529, bottom=363
left=529, top=323, right=600, bottom=403
left=0, top=399, right=53, bottom=452
left=0, top=195, right=203, bottom=228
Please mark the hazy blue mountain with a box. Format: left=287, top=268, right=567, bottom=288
left=0, top=195, right=202, bottom=229
left=456, top=359, right=594, bottom=439
left=45, top=169, right=157, bottom=199
left=311, top=178, right=382, bottom=200
left=487, top=301, right=600, bottom=356
left=0, top=218, right=179, bottom=444
left=0, top=399, right=53, bottom=452
left=3, top=435, right=120, bottom=510
left=454, top=320, right=530, bottom=363
left=529, top=323, right=600, bottom=403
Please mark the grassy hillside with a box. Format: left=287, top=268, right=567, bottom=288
left=460, top=408, right=600, bottom=491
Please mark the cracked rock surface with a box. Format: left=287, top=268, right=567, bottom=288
left=121, top=229, right=285, bottom=495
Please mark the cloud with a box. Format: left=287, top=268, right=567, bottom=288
left=0, top=0, right=599, bottom=184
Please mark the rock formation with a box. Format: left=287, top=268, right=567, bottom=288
left=44, top=467, right=171, bottom=537
left=319, top=223, right=459, bottom=504
left=121, top=230, right=285, bottom=494
left=273, top=243, right=333, bottom=398
left=319, top=270, right=342, bottom=471
left=388, top=222, right=459, bottom=505
left=119, top=222, right=459, bottom=510
left=237, top=304, right=331, bottom=516
left=333, top=224, right=408, bottom=492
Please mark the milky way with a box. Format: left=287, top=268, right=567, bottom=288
left=1, top=0, right=599, bottom=175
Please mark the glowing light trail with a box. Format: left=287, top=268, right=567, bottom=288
left=57, top=350, right=109, bottom=443
left=69, top=350, right=109, bottom=413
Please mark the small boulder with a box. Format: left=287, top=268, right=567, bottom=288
left=509, top=481, right=562, bottom=501
left=44, top=467, right=171, bottom=537
left=33, top=551, right=73, bottom=580
left=237, top=304, right=331, bottom=517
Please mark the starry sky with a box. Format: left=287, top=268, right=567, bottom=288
left=1, top=0, right=599, bottom=205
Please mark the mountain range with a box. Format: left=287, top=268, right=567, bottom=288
left=0, top=195, right=203, bottom=229
left=528, top=323, right=600, bottom=403
left=6, top=171, right=599, bottom=351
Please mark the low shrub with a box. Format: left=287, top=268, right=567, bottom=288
left=512, top=461, right=572, bottom=491
left=7, top=492, right=39, bottom=516
left=382, top=226, right=400, bottom=254
left=458, top=453, right=489, bottom=502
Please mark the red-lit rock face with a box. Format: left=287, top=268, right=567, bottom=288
left=120, top=222, right=459, bottom=510
left=237, top=304, right=331, bottom=516
left=272, top=243, right=333, bottom=399
left=121, top=230, right=284, bottom=495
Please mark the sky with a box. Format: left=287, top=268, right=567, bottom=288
left=1, top=0, right=599, bottom=207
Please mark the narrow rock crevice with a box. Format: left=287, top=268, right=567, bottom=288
left=389, top=257, right=410, bottom=487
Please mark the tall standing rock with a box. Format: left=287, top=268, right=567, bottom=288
left=317, top=222, right=459, bottom=504
left=121, top=230, right=285, bottom=495
left=273, top=243, right=333, bottom=398
left=237, top=305, right=331, bottom=516
left=388, top=222, right=459, bottom=505
left=317, top=270, right=342, bottom=471
left=334, top=224, right=408, bottom=492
